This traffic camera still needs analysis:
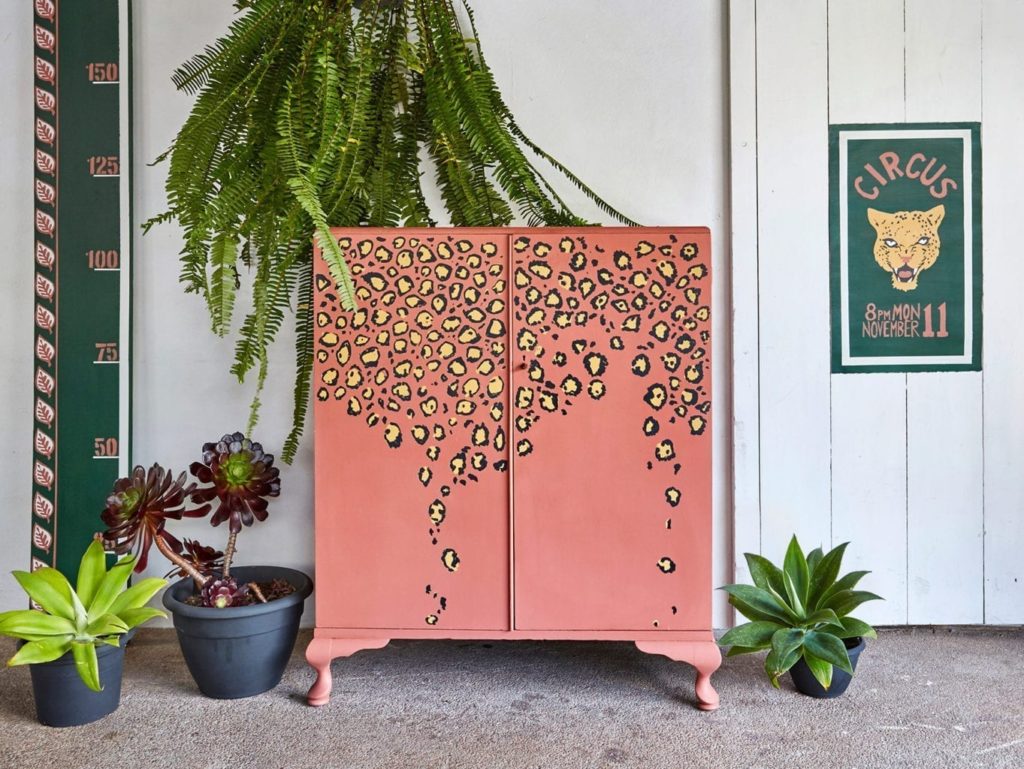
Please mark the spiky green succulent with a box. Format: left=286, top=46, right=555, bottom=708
left=0, top=540, right=167, bottom=691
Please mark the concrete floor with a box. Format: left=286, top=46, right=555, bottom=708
left=0, top=628, right=1022, bottom=769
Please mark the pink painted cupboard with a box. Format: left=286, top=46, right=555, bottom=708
left=306, top=227, right=720, bottom=709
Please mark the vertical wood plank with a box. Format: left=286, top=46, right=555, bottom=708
left=904, top=0, right=984, bottom=623
left=981, top=0, right=1024, bottom=624
left=827, top=0, right=909, bottom=625
left=755, top=0, right=831, bottom=560
left=729, top=0, right=761, bottom=586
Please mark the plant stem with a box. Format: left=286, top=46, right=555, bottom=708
left=222, top=529, right=239, bottom=578
left=248, top=582, right=268, bottom=603
left=154, top=533, right=209, bottom=587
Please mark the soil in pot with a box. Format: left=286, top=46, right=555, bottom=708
left=163, top=565, right=313, bottom=699
left=28, top=641, right=125, bottom=727
left=789, top=636, right=866, bottom=698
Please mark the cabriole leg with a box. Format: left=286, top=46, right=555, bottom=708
left=635, top=640, right=722, bottom=711
left=305, top=637, right=390, bottom=706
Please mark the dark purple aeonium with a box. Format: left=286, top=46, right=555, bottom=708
left=100, top=433, right=282, bottom=608
left=101, top=464, right=210, bottom=574
left=187, top=432, right=281, bottom=600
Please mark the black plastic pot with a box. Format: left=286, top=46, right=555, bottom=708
left=28, top=641, right=124, bottom=727
left=789, top=636, right=866, bottom=698
left=162, top=565, right=313, bottom=699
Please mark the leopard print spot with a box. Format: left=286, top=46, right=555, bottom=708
left=441, top=548, right=460, bottom=572
left=684, top=363, right=704, bottom=384
left=320, top=331, right=339, bottom=347
left=631, top=355, right=651, bottom=376
left=587, top=380, right=606, bottom=400
left=418, top=466, right=432, bottom=486
left=382, top=423, right=401, bottom=448
left=661, top=352, right=680, bottom=372
left=665, top=487, right=681, bottom=507
left=643, top=416, right=660, bottom=436
left=644, top=384, right=668, bottom=410
left=412, top=425, right=429, bottom=444
left=654, top=439, right=676, bottom=462
left=561, top=375, right=582, bottom=397
left=516, top=439, right=533, bottom=457
left=689, top=416, right=707, bottom=435
left=583, top=352, right=608, bottom=377
left=636, top=240, right=655, bottom=256
left=428, top=499, right=446, bottom=525
left=657, top=557, right=677, bottom=574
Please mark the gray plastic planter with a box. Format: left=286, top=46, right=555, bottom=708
left=162, top=565, right=313, bottom=699
left=789, top=636, right=866, bottom=698
left=28, top=641, right=124, bottom=727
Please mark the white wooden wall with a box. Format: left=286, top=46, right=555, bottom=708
left=730, top=0, right=1024, bottom=625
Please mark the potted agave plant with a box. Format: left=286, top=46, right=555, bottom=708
left=719, top=536, right=882, bottom=698
left=101, top=432, right=313, bottom=699
left=0, top=540, right=166, bottom=726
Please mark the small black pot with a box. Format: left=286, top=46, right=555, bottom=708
left=162, top=565, right=313, bottom=699
left=28, top=641, right=124, bottom=727
left=789, top=636, right=866, bottom=698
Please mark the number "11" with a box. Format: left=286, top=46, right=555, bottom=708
left=922, top=302, right=949, bottom=338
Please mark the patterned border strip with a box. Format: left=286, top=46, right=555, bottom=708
left=32, top=0, right=58, bottom=572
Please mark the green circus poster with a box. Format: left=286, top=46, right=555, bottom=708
left=829, top=123, right=982, bottom=373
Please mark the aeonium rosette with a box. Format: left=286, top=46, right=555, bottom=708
left=100, top=432, right=282, bottom=608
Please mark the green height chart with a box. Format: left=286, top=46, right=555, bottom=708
left=32, top=0, right=131, bottom=579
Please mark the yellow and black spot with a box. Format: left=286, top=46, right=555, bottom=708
left=657, top=557, right=677, bottom=574
left=441, top=548, right=460, bottom=572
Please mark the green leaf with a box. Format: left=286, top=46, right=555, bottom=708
left=719, top=621, right=783, bottom=651
left=802, top=650, right=834, bottom=690
left=821, top=589, right=884, bottom=618
left=76, top=539, right=107, bottom=608
left=86, top=613, right=129, bottom=638
left=806, top=547, right=824, bottom=576
left=209, top=231, right=240, bottom=335
left=118, top=607, right=166, bottom=630
left=721, top=584, right=796, bottom=625
left=86, top=556, right=136, bottom=621
left=807, top=542, right=848, bottom=610
left=782, top=536, right=809, bottom=610
left=765, top=644, right=801, bottom=688
left=804, top=607, right=843, bottom=630
left=782, top=569, right=807, bottom=618
left=71, top=642, right=102, bottom=692
left=107, top=578, right=168, bottom=615
left=818, top=570, right=870, bottom=607
left=744, top=553, right=786, bottom=596
left=724, top=645, right=762, bottom=658
left=770, top=627, right=806, bottom=663
left=0, top=610, right=76, bottom=639
left=12, top=568, right=74, bottom=620
left=803, top=630, right=853, bottom=674
left=7, top=637, right=72, bottom=667
left=838, top=616, right=877, bottom=639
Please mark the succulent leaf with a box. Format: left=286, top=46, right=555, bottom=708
left=76, top=539, right=107, bottom=607
left=782, top=536, right=810, bottom=610
left=7, top=637, right=72, bottom=667
left=802, top=650, right=834, bottom=690
left=191, top=432, right=281, bottom=533
left=11, top=568, right=74, bottom=621
left=71, top=641, right=102, bottom=692
left=803, top=630, right=853, bottom=674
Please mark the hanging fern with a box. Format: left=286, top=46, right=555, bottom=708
left=148, top=0, right=634, bottom=462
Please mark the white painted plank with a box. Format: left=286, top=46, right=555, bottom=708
left=981, top=0, right=1024, bottom=624
left=827, top=0, right=909, bottom=625
left=904, top=0, right=984, bottom=623
left=729, top=0, right=761, bottom=587
left=755, top=0, right=832, bottom=560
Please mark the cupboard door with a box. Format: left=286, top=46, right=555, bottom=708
left=313, top=230, right=511, bottom=630
left=510, top=230, right=712, bottom=631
